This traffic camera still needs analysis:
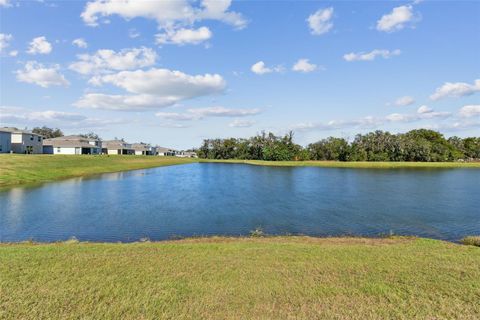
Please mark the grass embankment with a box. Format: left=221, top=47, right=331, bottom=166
left=0, top=154, right=195, bottom=188
left=1, top=237, right=479, bottom=319
left=201, top=159, right=480, bottom=168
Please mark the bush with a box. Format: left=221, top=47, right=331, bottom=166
left=461, top=236, right=480, bottom=247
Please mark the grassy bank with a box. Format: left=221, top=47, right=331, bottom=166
left=1, top=237, right=479, bottom=319
left=0, top=154, right=195, bottom=188
left=201, top=159, right=480, bottom=168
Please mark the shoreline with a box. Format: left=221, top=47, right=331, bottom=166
left=1, top=154, right=479, bottom=189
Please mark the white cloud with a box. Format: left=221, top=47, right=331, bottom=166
left=75, top=68, right=226, bottom=111
left=0, top=106, right=126, bottom=129
left=343, top=49, right=401, bottom=62
left=229, top=119, right=255, bottom=128
left=69, top=47, right=157, bottom=75
left=0, top=33, right=13, bottom=53
left=459, top=105, right=480, bottom=118
left=430, top=79, right=480, bottom=100
left=9, top=50, right=18, bottom=57
left=156, top=106, right=261, bottom=121
left=376, top=5, right=416, bottom=32
left=81, top=0, right=247, bottom=29
left=292, top=59, right=317, bottom=73
left=156, top=26, right=212, bottom=45
left=188, top=106, right=260, bottom=118
left=15, top=61, right=69, bottom=88
left=251, top=61, right=283, bottom=75
left=0, top=0, right=11, bottom=7
left=394, top=96, right=415, bottom=106
left=417, top=105, right=432, bottom=114
left=307, top=7, right=334, bottom=35
left=128, top=28, right=140, bottom=38
left=72, top=38, right=88, bottom=48
left=27, top=36, right=52, bottom=55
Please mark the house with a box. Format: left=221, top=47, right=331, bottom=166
left=102, top=140, right=134, bottom=155
left=155, top=146, right=176, bottom=156
left=176, top=151, right=198, bottom=158
left=132, top=143, right=155, bottom=155
left=1, top=127, right=43, bottom=154
left=43, top=136, right=102, bottom=155
left=0, top=129, right=12, bottom=153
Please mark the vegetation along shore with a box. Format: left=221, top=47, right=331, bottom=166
left=1, top=236, right=479, bottom=319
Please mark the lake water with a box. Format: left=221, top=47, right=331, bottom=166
left=1, top=163, right=479, bottom=242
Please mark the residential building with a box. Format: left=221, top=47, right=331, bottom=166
left=176, top=151, right=198, bottom=158
left=156, top=147, right=176, bottom=156
left=102, top=140, right=134, bottom=155
left=1, top=127, right=43, bottom=154
left=0, top=129, right=12, bottom=153
left=43, top=136, right=102, bottom=155
left=132, top=143, right=155, bottom=155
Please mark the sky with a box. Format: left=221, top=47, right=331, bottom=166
left=0, top=0, right=479, bottom=149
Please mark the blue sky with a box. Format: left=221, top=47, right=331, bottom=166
left=1, top=0, right=479, bottom=149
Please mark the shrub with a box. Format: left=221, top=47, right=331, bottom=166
left=461, top=236, right=480, bottom=247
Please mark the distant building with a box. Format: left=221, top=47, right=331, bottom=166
left=1, top=127, right=43, bottom=154
left=132, top=143, right=155, bottom=156
left=176, top=151, right=198, bottom=158
left=0, top=129, right=12, bottom=153
left=43, top=135, right=102, bottom=155
left=102, top=140, right=134, bottom=155
left=155, top=146, right=176, bottom=156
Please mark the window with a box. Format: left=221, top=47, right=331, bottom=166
left=30, top=136, right=34, bottom=141
left=38, top=137, right=41, bottom=142
left=57, top=147, right=61, bottom=153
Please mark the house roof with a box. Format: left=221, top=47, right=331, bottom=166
left=43, top=140, right=99, bottom=148
left=0, top=127, right=43, bottom=136
left=102, top=140, right=132, bottom=149
left=132, top=143, right=151, bottom=151
left=156, top=146, right=175, bottom=153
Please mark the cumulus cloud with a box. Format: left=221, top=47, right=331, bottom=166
left=417, top=105, right=432, bottom=114
left=251, top=61, right=283, bottom=75
left=156, top=26, right=212, bottom=45
left=72, top=38, right=88, bottom=48
left=459, top=105, right=480, bottom=118
left=75, top=68, right=226, bottom=111
left=0, top=106, right=125, bottom=129
left=155, top=106, right=261, bottom=121
left=430, top=79, right=480, bottom=100
left=0, top=0, right=11, bottom=7
left=69, top=47, right=157, bottom=75
left=0, top=33, right=13, bottom=53
left=15, top=61, right=69, bottom=88
left=394, top=96, right=415, bottom=106
left=291, top=107, right=452, bottom=132
left=229, top=119, right=255, bottom=128
left=343, top=49, right=401, bottom=62
left=27, top=36, right=52, bottom=55
left=307, top=7, right=334, bottom=35
left=9, top=50, right=18, bottom=57
left=376, top=5, right=417, bottom=32
left=292, top=59, right=317, bottom=73
left=81, top=0, right=247, bottom=35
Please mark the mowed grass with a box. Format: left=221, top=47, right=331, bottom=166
left=0, top=237, right=479, bottom=319
left=0, top=154, right=195, bottom=188
left=201, top=159, right=480, bottom=169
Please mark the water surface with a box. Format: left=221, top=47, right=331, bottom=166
left=1, top=163, right=478, bottom=242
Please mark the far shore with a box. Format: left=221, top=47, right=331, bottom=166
left=1, top=154, right=480, bottom=189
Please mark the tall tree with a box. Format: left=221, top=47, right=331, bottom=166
left=32, top=126, right=63, bottom=139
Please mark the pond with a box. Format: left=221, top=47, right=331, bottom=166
left=1, top=163, right=479, bottom=242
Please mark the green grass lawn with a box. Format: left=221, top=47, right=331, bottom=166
left=201, top=159, right=480, bottom=168
left=1, top=237, right=479, bottom=319
left=0, top=154, right=195, bottom=188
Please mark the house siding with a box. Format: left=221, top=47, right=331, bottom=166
left=0, top=131, right=12, bottom=153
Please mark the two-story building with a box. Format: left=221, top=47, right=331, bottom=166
left=43, top=135, right=102, bottom=155
left=1, top=127, right=43, bottom=154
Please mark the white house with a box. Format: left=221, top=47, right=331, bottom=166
left=102, top=140, right=135, bottom=155
left=155, top=146, right=176, bottom=156
left=132, top=143, right=155, bottom=155
left=0, top=129, right=12, bottom=153
left=1, top=127, right=43, bottom=154
left=43, top=136, right=102, bottom=155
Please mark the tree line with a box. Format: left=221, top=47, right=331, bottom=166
left=197, top=129, right=480, bottom=162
